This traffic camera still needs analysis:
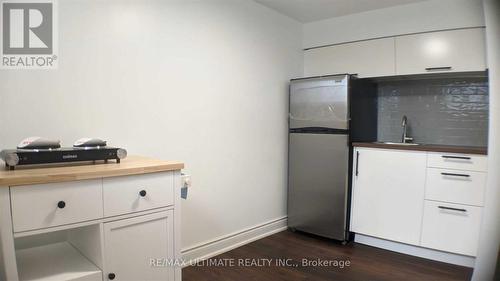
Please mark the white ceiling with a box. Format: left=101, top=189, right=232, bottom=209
left=254, top=0, right=430, bottom=23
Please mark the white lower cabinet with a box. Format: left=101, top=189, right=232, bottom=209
left=351, top=147, right=486, bottom=258
left=350, top=148, right=427, bottom=245
left=420, top=201, right=482, bottom=256
left=104, top=211, right=174, bottom=281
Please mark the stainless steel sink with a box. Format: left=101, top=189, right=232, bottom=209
left=377, top=142, right=421, bottom=146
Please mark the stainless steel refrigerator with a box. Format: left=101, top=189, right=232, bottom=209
left=288, top=74, right=351, bottom=241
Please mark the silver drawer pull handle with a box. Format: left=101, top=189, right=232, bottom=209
left=425, top=66, right=452, bottom=71
left=438, top=206, right=467, bottom=212
left=441, top=172, right=470, bottom=178
left=441, top=155, right=471, bottom=160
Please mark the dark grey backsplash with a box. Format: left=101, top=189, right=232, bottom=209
left=377, top=77, right=489, bottom=147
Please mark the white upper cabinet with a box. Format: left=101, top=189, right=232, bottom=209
left=395, top=28, right=487, bottom=75
left=304, top=28, right=486, bottom=78
left=304, top=37, right=396, bottom=78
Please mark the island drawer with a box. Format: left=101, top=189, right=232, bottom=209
left=427, top=153, right=487, bottom=172
left=425, top=168, right=487, bottom=206
left=103, top=172, right=174, bottom=217
left=10, top=180, right=103, bottom=233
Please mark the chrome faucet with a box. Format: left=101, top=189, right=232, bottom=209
left=401, top=115, right=414, bottom=143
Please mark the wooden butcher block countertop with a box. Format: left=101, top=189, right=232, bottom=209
left=0, top=155, right=184, bottom=187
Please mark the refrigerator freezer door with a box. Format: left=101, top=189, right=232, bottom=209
left=290, top=76, right=349, bottom=130
left=288, top=133, right=349, bottom=240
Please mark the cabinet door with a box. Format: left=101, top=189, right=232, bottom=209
left=104, top=211, right=174, bottom=281
left=350, top=148, right=427, bottom=245
left=395, top=28, right=486, bottom=75
left=304, top=37, right=396, bottom=78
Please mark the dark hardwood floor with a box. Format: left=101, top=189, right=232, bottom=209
left=183, top=230, right=473, bottom=281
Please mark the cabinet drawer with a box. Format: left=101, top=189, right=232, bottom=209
left=10, top=180, right=103, bottom=232
left=103, top=172, right=174, bottom=217
left=427, top=153, right=487, bottom=172
left=421, top=200, right=482, bottom=256
left=425, top=168, right=487, bottom=206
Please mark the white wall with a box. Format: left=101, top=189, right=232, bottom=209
left=303, top=0, right=485, bottom=48
left=0, top=0, right=303, bottom=250
left=473, top=0, right=500, bottom=279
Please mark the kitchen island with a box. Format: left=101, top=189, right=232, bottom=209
left=0, top=156, right=184, bottom=281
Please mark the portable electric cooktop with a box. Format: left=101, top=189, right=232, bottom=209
left=0, top=137, right=127, bottom=170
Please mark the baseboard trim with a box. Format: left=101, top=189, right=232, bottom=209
left=355, top=234, right=475, bottom=267
left=181, top=217, right=288, bottom=266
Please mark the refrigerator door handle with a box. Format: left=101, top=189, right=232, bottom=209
left=355, top=151, right=360, bottom=176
